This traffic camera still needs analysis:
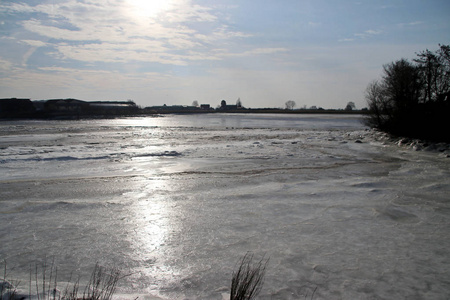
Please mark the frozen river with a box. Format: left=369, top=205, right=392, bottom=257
left=0, top=114, right=449, bottom=299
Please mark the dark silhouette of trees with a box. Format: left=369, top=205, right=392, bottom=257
left=0, top=98, right=36, bottom=118
left=285, top=100, right=296, bottom=110
left=414, top=45, right=450, bottom=103
left=345, top=101, right=356, bottom=111
left=365, top=45, right=450, bottom=142
left=365, top=80, right=388, bottom=128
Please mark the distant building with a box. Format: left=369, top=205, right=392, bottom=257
left=218, top=99, right=239, bottom=111
left=146, top=104, right=213, bottom=114
left=0, top=98, right=35, bottom=118
left=44, top=99, right=88, bottom=115
left=39, top=99, right=138, bottom=118
left=87, top=101, right=138, bottom=115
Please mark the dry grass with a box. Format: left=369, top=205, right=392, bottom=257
left=1, top=260, right=120, bottom=300
left=3, top=254, right=273, bottom=300
left=1, top=261, right=18, bottom=300
left=230, top=253, right=268, bottom=300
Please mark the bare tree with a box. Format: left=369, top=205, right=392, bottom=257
left=192, top=100, right=199, bottom=107
left=364, top=80, right=390, bottom=128
left=364, top=59, right=422, bottom=132
left=345, top=101, right=356, bottom=110
left=285, top=100, right=296, bottom=110
left=414, top=44, right=450, bottom=102
left=236, top=98, right=242, bottom=107
left=382, top=59, right=423, bottom=110
left=363, top=53, right=450, bottom=141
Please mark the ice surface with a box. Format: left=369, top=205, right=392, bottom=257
left=1, top=114, right=449, bottom=299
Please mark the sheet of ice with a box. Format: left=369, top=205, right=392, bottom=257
left=1, top=114, right=449, bottom=299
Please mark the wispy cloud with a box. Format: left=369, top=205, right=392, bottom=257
left=221, top=48, right=288, bottom=57
left=0, top=58, right=13, bottom=71
left=354, top=29, right=382, bottom=38
left=1, top=0, right=274, bottom=69
left=339, top=29, right=382, bottom=42
left=21, top=39, right=47, bottom=48
left=397, top=21, right=424, bottom=27
left=308, top=21, right=322, bottom=27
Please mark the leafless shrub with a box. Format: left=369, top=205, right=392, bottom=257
left=1, top=260, right=18, bottom=300
left=230, top=253, right=268, bottom=300
left=79, top=263, right=120, bottom=300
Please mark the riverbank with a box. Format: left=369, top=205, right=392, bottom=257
left=367, top=129, right=450, bottom=157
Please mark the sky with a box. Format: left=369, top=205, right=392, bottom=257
left=0, top=0, right=449, bottom=109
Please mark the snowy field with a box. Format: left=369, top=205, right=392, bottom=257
left=0, top=114, right=449, bottom=299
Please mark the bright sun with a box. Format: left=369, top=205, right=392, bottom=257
left=126, top=0, right=172, bottom=20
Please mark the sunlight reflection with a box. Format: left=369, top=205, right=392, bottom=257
left=126, top=168, right=182, bottom=288
left=135, top=190, right=167, bottom=254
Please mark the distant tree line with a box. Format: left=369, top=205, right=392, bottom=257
left=365, top=44, right=450, bottom=142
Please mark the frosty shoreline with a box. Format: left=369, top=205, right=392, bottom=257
left=365, top=129, right=450, bottom=156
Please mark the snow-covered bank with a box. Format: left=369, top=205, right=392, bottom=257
left=367, top=129, right=450, bottom=156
